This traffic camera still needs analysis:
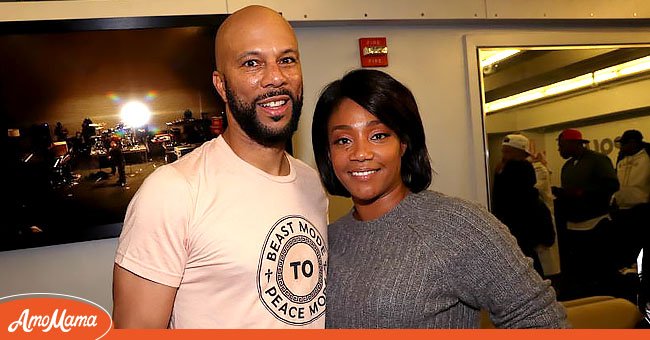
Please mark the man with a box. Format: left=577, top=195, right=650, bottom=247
left=552, top=128, right=619, bottom=296
left=112, top=6, right=328, bottom=328
left=108, top=138, right=126, bottom=187
left=54, top=122, right=68, bottom=142
left=553, top=128, right=619, bottom=229
left=610, top=129, right=650, bottom=268
left=492, top=134, right=554, bottom=276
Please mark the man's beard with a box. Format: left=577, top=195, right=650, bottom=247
left=224, top=80, right=302, bottom=147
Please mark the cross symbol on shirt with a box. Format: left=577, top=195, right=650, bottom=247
left=265, top=269, right=273, bottom=282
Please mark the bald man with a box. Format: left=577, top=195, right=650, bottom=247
left=112, top=6, right=328, bottom=329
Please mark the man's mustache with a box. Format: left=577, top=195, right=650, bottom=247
left=255, top=89, right=301, bottom=103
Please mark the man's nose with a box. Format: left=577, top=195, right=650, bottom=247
left=261, top=62, right=288, bottom=88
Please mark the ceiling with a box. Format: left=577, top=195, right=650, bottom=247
left=482, top=46, right=650, bottom=103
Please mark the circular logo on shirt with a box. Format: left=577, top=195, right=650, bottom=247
left=257, top=215, right=327, bottom=325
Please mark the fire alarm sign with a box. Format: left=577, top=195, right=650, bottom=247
left=359, top=37, right=388, bottom=67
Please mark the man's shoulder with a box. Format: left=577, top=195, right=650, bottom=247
left=144, top=162, right=188, bottom=188
left=641, top=144, right=650, bottom=158
left=169, top=138, right=222, bottom=175
left=505, top=159, right=534, bottom=171
left=585, top=148, right=609, bottom=160
left=136, top=140, right=220, bottom=194
left=579, top=149, right=613, bottom=168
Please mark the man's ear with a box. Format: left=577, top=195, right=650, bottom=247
left=213, top=71, right=227, bottom=103
left=400, top=142, right=407, bottom=157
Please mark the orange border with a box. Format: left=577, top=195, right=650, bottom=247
left=102, top=329, right=650, bottom=340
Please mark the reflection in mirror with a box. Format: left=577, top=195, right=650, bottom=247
left=479, top=45, right=650, bottom=302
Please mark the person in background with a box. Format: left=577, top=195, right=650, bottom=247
left=313, top=69, right=567, bottom=328
left=112, top=5, right=328, bottom=328
left=531, top=151, right=554, bottom=208
left=108, top=138, right=126, bottom=187
left=610, top=129, right=650, bottom=270
left=81, top=118, right=95, bottom=155
left=54, top=121, right=68, bottom=142
left=492, top=134, right=554, bottom=276
left=552, top=128, right=619, bottom=297
left=531, top=151, right=562, bottom=278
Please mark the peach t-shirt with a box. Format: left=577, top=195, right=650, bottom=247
left=115, top=136, right=328, bottom=328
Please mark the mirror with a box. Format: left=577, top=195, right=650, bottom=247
left=477, top=44, right=650, bottom=302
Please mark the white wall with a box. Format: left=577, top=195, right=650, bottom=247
left=0, top=238, right=117, bottom=310
left=2, top=0, right=650, bottom=312
left=295, top=25, right=486, bottom=206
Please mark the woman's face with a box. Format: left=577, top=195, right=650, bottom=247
left=327, top=98, right=407, bottom=205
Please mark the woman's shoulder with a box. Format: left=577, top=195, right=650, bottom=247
left=327, top=190, right=500, bottom=233
left=406, top=190, right=490, bottom=218
left=357, top=190, right=492, bottom=238
left=411, top=191, right=521, bottom=253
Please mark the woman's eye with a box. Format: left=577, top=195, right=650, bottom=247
left=333, top=137, right=351, bottom=145
left=371, top=132, right=390, bottom=141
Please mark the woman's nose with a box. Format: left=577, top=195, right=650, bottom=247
left=350, top=140, right=373, bottom=161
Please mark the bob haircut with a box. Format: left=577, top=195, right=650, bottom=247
left=312, top=69, right=432, bottom=197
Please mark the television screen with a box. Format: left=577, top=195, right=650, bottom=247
left=1, top=15, right=226, bottom=251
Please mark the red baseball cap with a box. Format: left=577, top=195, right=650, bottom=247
left=558, top=128, right=588, bottom=143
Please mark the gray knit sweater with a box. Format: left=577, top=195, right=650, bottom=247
left=325, top=190, right=568, bottom=328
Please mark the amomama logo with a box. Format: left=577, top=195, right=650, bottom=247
left=0, top=293, right=112, bottom=339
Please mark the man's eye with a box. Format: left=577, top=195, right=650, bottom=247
left=243, top=60, right=260, bottom=67
left=279, top=57, right=296, bottom=64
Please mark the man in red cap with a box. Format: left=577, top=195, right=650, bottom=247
left=552, top=128, right=619, bottom=297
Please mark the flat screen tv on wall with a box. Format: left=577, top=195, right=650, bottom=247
left=1, top=14, right=227, bottom=251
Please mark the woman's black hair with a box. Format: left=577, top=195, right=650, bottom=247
left=312, top=69, right=432, bottom=197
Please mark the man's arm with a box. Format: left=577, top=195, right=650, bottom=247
left=112, top=264, right=178, bottom=328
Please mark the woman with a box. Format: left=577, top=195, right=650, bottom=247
left=312, top=69, right=568, bottom=328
